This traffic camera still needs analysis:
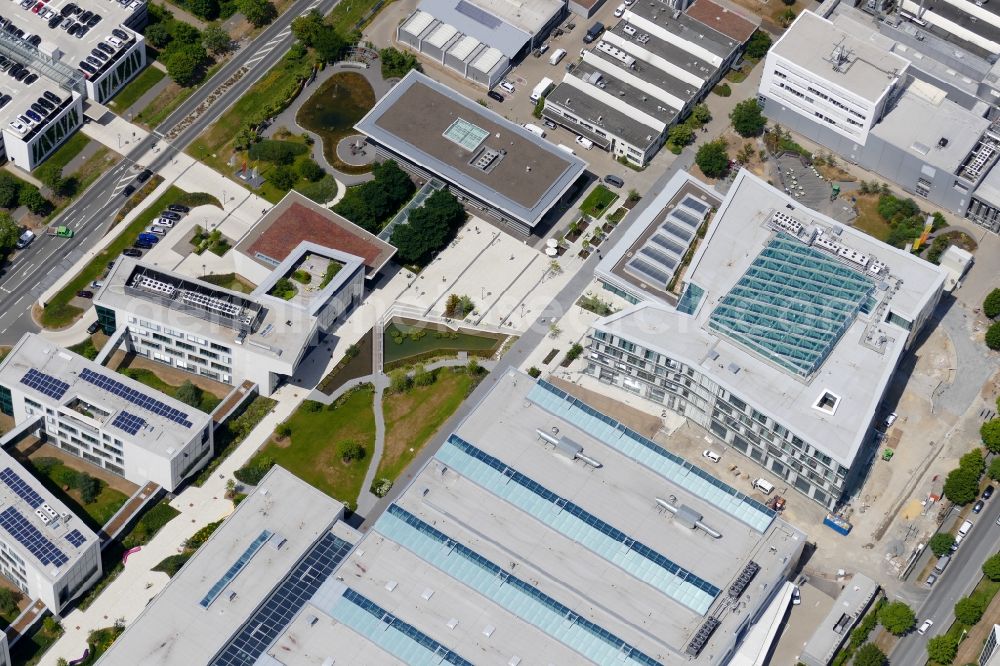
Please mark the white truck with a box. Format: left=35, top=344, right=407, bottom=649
left=530, top=77, right=555, bottom=103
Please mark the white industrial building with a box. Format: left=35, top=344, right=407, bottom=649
left=0, top=333, right=214, bottom=492
left=586, top=169, right=947, bottom=509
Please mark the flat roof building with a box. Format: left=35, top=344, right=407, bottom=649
left=0, top=444, right=100, bottom=614
left=0, top=333, right=214, bottom=491
left=94, top=249, right=366, bottom=395
left=799, top=574, right=880, bottom=666
left=587, top=169, right=946, bottom=509
left=356, top=70, right=588, bottom=235
left=98, top=466, right=359, bottom=666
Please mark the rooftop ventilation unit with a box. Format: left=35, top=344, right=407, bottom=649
left=536, top=429, right=602, bottom=467
left=596, top=40, right=636, bottom=67
left=685, top=617, right=720, bottom=656
left=728, top=560, right=760, bottom=598
left=134, top=275, right=178, bottom=297
left=769, top=210, right=803, bottom=236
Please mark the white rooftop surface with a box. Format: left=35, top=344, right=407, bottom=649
left=771, top=11, right=909, bottom=103
left=448, top=33, right=480, bottom=60
left=0, top=333, right=211, bottom=459
left=461, top=0, right=562, bottom=34
left=0, top=447, right=97, bottom=580
left=96, top=257, right=316, bottom=362
left=99, top=467, right=355, bottom=666
left=470, top=45, right=504, bottom=72
left=401, top=8, right=434, bottom=35
left=0, top=75, right=71, bottom=133
left=597, top=170, right=946, bottom=468
left=425, top=21, right=457, bottom=47
left=20, top=0, right=140, bottom=66
left=870, top=80, right=990, bottom=172
left=262, top=371, right=805, bottom=665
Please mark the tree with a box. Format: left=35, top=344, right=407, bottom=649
left=202, top=24, right=231, bottom=55
left=0, top=587, right=22, bottom=615
left=391, top=189, right=466, bottom=265
left=0, top=174, right=21, bottom=208
left=954, top=593, right=987, bottom=625
left=313, top=29, right=346, bottom=63
left=990, top=457, right=1000, bottom=482
left=380, top=47, right=421, bottom=78
left=187, top=0, right=220, bottom=19
left=275, top=422, right=292, bottom=438
left=853, top=644, right=886, bottom=666
left=290, top=10, right=324, bottom=46
left=444, top=294, right=461, bottom=317
left=237, top=0, right=277, bottom=27
left=298, top=159, right=324, bottom=182
left=0, top=211, right=19, bottom=252
left=983, top=552, right=1000, bottom=581
left=988, top=322, right=1000, bottom=351
left=745, top=29, right=772, bottom=59
left=389, top=369, right=413, bottom=393
left=730, top=99, right=766, bottom=137
left=927, top=635, right=958, bottom=664
left=960, top=448, right=985, bottom=477
left=144, top=22, right=172, bottom=48
left=668, top=123, right=695, bottom=147
left=234, top=455, right=274, bottom=485
left=943, top=465, right=980, bottom=505
left=78, top=474, right=100, bottom=504
left=175, top=381, right=203, bottom=408
left=165, top=43, right=209, bottom=86
left=696, top=140, right=730, bottom=178
left=691, top=103, right=712, bottom=125
left=269, top=166, right=296, bottom=190
left=36, top=164, right=66, bottom=196
left=984, top=288, right=1000, bottom=319
left=877, top=600, right=915, bottom=635
left=413, top=366, right=435, bottom=386
left=338, top=441, right=367, bottom=462
left=18, top=186, right=51, bottom=215
left=928, top=533, right=956, bottom=558
left=169, top=21, right=202, bottom=45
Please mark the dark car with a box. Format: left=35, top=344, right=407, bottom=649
left=111, top=27, right=128, bottom=40
left=87, top=320, right=101, bottom=334
left=35, top=97, right=53, bottom=111
left=90, top=48, right=107, bottom=61
left=122, top=184, right=135, bottom=197
left=27, top=34, right=40, bottom=46
left=542, top=118, right=557, bottom=130
left=159, top=211, right=181, bottom=221
left=96, top=42, right=114, bottom=55
left=86, top=13, right=100, bottom=26
left=66, top=22, right=78, bottom=35
left=47, top=13, right=59, bottom=27
left=79, top=9, right=92, bottom=21
left=133, top=240, right=152, bottom=249
left=59, top=3, right=74, bottom=15
left=43, top=90, right=60, bottom=103
left=23, top=72, right=36, bottom=84
left=985, top=485, right=995, bottom=500
left=14, top=69, right=28, bottom=81
left=974, top=500, right=986, bottom=514
left=122, top=248, right=142, bottom=257
left=136, top=169, right=153, bottom=183
left=487, top=90, right=504, bottom=103
left=604, top=174, right=625, bottom=188
left=75, top=25, right=88, bottom=37
left=29, top=103, right=45, bottom=115
left=0, top=95, right=11, bottom=108
left=167, top=204, right=190, bottom=213
left=76, top=290, right=94, bottom=299
left=24, top=109, right=40, bottom=122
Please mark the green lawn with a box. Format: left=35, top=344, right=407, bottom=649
left=852, top=194, right=892, bottom=242
left=193, top=395, right=277, bottom=486
left=254, top=385, right=376, bottom=508
left=118, top=367, right=222, bottom=414
left=68, top=336, right=99, bottom=360
left=109, top=67, right=167, bottom=112
left=40, top=186, right=214, bottom=329
left=44, top=133, right=91, bottom=173
left=200, top=272, right=256, bottom=293
left=377, top=369, right=475, bottom=483
left=580, top=184, right=619, bottom=218
left=19, top=457, right=129, bottom=530
left=136, top=62, right=223, bottom=128
left=328, top=0, right=391, bottom=33
left=122, top=500, right=180, bottom=548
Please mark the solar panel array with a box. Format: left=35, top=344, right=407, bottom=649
left=79, top=369, right=193, bottom=428
left=455, top=0, right=502, bottom=28
left=20, top=369, right=69, bottom=400
left=111, top=411, right=147, bottom=436
left=64, top=529, right=86, bottom=548
left=0, top=507, right=68, bottom=567
left=0, top=467, right=44, bottom=509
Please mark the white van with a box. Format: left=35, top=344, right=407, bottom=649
left=523, top=123, right=546, bottom=138
left=958, top=519, right=973, bottom=537
left=614, top=3, right=626, bottom=16
left=575, top=135, right=594, bottom=150
left=752, top=478, right=775, bottom=495
left=556, top=144, right=576, bottom=155
left=549, top=48, right=567, bottom=66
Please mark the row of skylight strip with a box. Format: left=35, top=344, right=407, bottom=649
left=200, top=530, right=272, bottom=608
left=527, top=381, right=776, bottom=532
left=438, top=435, right=720, bottom=614
left=375, top=505, right=664, bottom=666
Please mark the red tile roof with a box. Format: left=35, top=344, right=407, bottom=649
left=686, top=0, right=758, bottom=43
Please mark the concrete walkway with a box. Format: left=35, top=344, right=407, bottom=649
left=264, top=62, right=395, bottom=186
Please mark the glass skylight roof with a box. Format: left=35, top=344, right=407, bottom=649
left=708, top=233, right=875, bottom=377
left=443, top=118, right=489, bottom=151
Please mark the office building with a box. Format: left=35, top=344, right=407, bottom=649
left=98, top=466, right=360, bottom=666
left=0, top=333, right=213, bottom=491
left=982, top=625, right=1000, bottom=666
left=799, top=574, right=879, bottom=666
left=543, top=0, right=756, bottom=166
left=94, top=220, right=373, bottom=395
left=0, top=446, right=100, bottom=614
left=356, top=70, right=588, bottom=234
left=586, top=169, right=946, bottom=509
left=0, top=0, right=146, bottom=170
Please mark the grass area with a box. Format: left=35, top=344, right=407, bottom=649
left=18, top=457, right=129, bottom=529
left=135, top=62, right=223, bottom=128
left=9, top=618, right=63, bottom=666
left=119, top=367, right=222, bottom=413
left=725, top=67, right=747, bottom=83
left=122, top=501, right=181, bottom=548
left=852, top=194, right=892, bottom=242
left=327, top=0, right=390, bottom=33
left=383, top=321, right=504, bottom=368
left=109, top=67, right=167, bottom=112
left=200, top=272, right=256, bottom=293
left=193, top=395, right=277, bottom=486
left=378, top=369, right=475, bottom=483
left=252, top=385, right=376, bottom=509
left=40, top=186, right=211, bottom=328
left=579, top=184, right=619, bottom=218
left=68, top=336, right=99, bottom=360
left=44, top=133, right=91, bottom=173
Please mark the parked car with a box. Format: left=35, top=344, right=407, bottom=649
left=487, top=90, right=504, bottom=102
left=917, top=619, right=934, bottom=635
left=136, top=169, right=152, bottom=183
left=974, top=500, right=985, bottom=514
left=159, top=210, right=181, bottom=220
left=87, top=320, right=100, bottom=334
left=791, top=586, right=801, bottom=605
left=984, top=485, right=995, bottom=500
left=884, top=412, right=897, bottom=428
left=604, top=174, right=624, bottom=188
left=702, top=449, right=721, bottom=463
left=924, top=572, right=938, bottom=586
left=543, top=118, right=557, bottom=130
left=167, top=204, right=190, bottom=213
left=575, top=135, right=594, bottom=150
left=122, top=248, right=142, bottom=257
left=499, top=80, right=515, bottom=93
left=133, top=240, right=152, bottom=249
left=155, top=217, right=174, bottom=228
left=146, top=225, right=167, bottom=235
left=76, top=290, right=93, bottom=298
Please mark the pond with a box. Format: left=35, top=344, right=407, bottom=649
left=384, top=319, right=505, bottom=369
left=297, top=72, right=376, bottom=174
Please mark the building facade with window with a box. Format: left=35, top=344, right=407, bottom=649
left=0, top=333, right=213, bottom=492
left=585, top=170, right=946, bottom=509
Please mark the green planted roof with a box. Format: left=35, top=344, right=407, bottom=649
left=708, top=233, right=875, bottom=377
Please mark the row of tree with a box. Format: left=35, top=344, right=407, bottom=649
left=983, top=288, right=1000, bottom=350
left=333, top=160, right=415, bottom=233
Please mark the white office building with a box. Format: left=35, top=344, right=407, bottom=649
left=586, top=169, right=947, bottom=509
left=0, top=333, right=214, bottom=491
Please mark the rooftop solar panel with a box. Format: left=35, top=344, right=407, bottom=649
left=111, top=411, right=147, bottom=436
left=455, top=0, right=502, bottom=28
left=0, top=467, right=44, bottom=509
left=19, top=369, right=69, bottom=401
left=79, top=369, right=193, bottom=428
left=0, top=506, right=69, bottom=567
left=64, top=529, right=86, bottom=548
left=681, top=196, right=709, bottom=214
left=626, top=258, right=670, bottom=286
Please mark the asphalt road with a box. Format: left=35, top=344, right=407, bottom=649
left=890, top=503, right=1000, bottom=665
left=0, top=0, right=336, bottom=344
